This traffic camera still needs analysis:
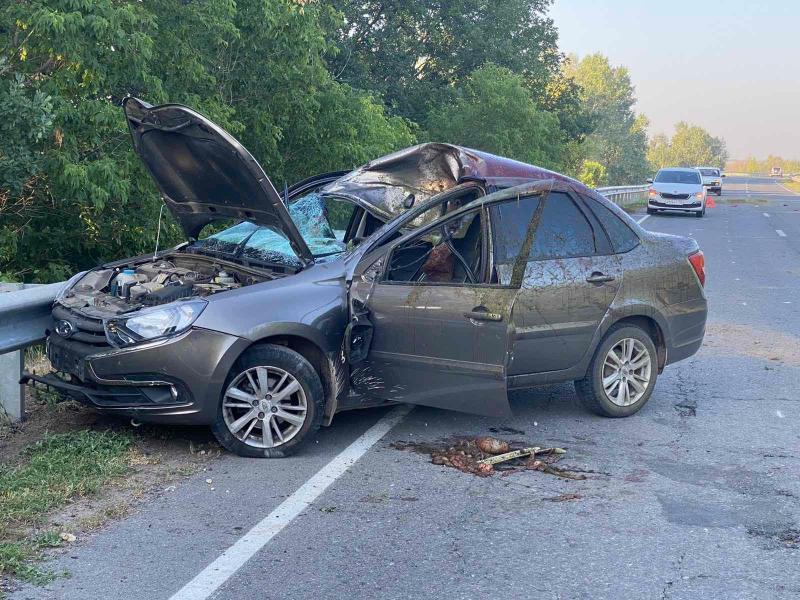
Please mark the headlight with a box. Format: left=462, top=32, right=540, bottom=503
left=55, top=271, right=88, bottom=302
left=105, top=300, right=206, bottom=347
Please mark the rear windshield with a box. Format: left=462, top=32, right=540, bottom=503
left=655, top=170, right=701, bottom=184
left=698, top=169, right=718, bottom=176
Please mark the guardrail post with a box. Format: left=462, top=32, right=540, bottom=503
left=0, top=282, right=25, bottom=422
left=0, top=280, right=67, bottom=422
left=0, top=349, right=24, bottom=422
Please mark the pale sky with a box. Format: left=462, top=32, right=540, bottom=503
left=549, top=0, right=800, bottom=159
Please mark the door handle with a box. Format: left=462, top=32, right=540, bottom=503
left=464, top=310, right=503, bottom=322
left=586, top=272, right=615, bottom=284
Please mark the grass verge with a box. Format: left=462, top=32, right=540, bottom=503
left=0, top=430, right=132, bottom=586
left=781, top=179, right=800, bottom=194
left=620, top=199, right=647, bottom=214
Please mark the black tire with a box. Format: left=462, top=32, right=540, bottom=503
left=211, top=344, right=324, bottom=458
left=646, top=207, right=656, bottom=215
left=575, top=324, right=658, bottom=418
left=695, top=208, right=704, bottom=218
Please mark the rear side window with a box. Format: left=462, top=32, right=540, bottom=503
left=489, top=192, right=598, bottom=263
left=583, top=198, right=640, bottom=254
left=530, top=192, right=596, bottom=260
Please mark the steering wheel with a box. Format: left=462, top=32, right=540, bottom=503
left=409, top=235, right=477, bottom=284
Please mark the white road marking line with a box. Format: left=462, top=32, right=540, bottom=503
left=763, top=212, right=770, bottom=217
left=169, top=404, right=413, bottom=600
left=778, top=183, right=799, bottom=195
left=636, top=214, right=650, bottom=225
left=776, top=410, right=784, bottom=419
left=776, top=229, right=787, bottom=237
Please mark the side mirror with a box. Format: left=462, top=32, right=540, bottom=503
left=721, top=174, right=726, bottom=178
left=646, top=178, right=653, bottom=184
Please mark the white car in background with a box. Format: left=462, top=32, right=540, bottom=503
left=647, top=168, right=706, bottom=218
left=695, top=166, right=723, bottom=196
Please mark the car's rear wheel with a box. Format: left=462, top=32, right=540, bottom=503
left=575, top=324, right=658, bottom=417
left=211, top=344, right=324, bottom=457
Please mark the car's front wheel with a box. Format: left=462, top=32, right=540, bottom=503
left=211, top=344, right=324, bottom=457
left=575, top=324, right=658, bottom=417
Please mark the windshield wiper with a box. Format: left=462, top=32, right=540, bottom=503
left=313, top=249, right=347, bottom=258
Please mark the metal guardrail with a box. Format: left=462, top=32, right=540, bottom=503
left=0, top=281, right=66, bottom=421
left=596, top=185, right=649, bottom=208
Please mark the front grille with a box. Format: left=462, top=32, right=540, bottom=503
left=660, top=192, right=691, bottom=200
left=651, top=200, right=701, bottom=208
left=52, top=304, right=110, bottom=347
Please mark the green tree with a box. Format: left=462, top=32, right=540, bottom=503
left=726, top=156, right=800, bottom=175
left=578, top=160, right=608, bottom=188
left=328, top=0, right=566, bottom=124
left=425, top=65, right=566, bottom=170
left=647, top=122, right=728, bottom=171
left=220, top=0, right=413, bottom=185
left=565, top=54, right=650, bottom=185
left=0, top=0, right=413, bottom=282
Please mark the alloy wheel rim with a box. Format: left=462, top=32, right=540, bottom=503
left=602, top=338, right=652, bottom=407
left=222, top=366, right=307, bottom=448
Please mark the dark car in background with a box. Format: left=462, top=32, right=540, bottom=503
left=23, top=99, right=708, bottom=457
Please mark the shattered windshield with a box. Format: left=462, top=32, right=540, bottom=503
left=192, top=193, right=349, bottom=267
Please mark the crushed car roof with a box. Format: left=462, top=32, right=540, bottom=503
left=322, top=143, right=581, bottom=222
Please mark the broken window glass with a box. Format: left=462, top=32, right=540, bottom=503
left=195, top=193, right=350, bottom=267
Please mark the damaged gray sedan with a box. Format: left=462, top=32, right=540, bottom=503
left=24, top=98, right=708, bottom=457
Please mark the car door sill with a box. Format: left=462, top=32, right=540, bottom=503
left=369, top=350, right=504, bottom=377
left=507, top=365, right=587, bottom=388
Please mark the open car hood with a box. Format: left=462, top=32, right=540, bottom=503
left=123, top=98, right=313, bottom=264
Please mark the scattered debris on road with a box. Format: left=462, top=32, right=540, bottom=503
left=674, top=403, right=697, bottom=417
left=475, top=436, right=510, bottom=455
left=747, top=525, right=800, bottom=549
left=391, top=436, right=586, bottom=479
left=543, top=493, right=583, bottom=502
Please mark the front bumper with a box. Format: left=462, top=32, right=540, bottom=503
left=23, top=327, right=249, bottom=425
left=649, top=199, right=703, bottom=212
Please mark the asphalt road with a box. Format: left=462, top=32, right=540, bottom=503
left=13, top=176, right=800, bottom=600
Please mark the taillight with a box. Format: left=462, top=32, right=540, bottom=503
left=688, top=250, right=705, bottom=286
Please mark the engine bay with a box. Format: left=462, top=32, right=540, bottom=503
left=57, top=253, right=273, bottom=319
